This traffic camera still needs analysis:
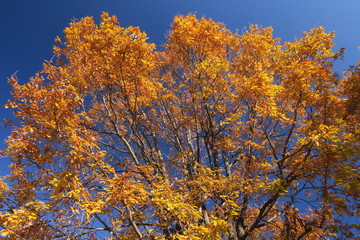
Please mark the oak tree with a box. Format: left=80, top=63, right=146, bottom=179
left=1, top=13, right=359, bottom=239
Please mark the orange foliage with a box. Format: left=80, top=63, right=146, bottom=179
left=0, top=13, right=359, bottom=239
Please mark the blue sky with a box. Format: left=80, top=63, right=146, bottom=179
left=1, top=0, right=360, bottom=176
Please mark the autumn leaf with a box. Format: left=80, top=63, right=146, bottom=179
left=0, top=12, right=358, bottom=240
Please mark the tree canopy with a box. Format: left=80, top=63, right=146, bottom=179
left=0, top=13, right=359, bottom=239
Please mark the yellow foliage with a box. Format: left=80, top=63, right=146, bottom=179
left=1, top=12, right=358, bottom=240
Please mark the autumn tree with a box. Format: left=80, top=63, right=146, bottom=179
left=0, top=13, right=359, bottom=239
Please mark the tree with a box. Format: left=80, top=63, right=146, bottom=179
left=0, top=12, right=359, bottom=239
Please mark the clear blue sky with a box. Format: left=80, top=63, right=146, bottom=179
left=1, top=0, right=360, bottom=176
